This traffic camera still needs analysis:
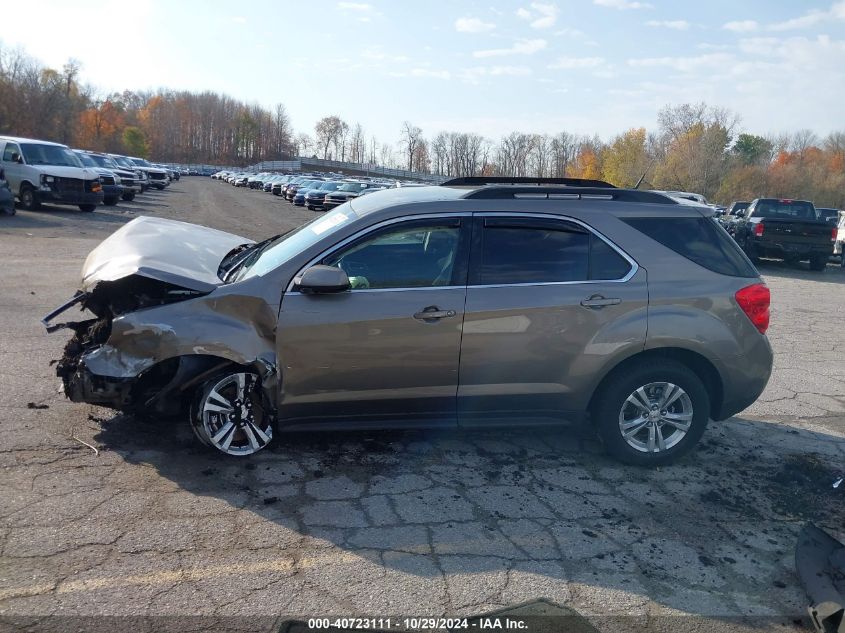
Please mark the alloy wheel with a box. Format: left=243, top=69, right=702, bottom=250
left=618, top=382, right=693, bottom=453
left=193, top=372, right=272, bottom=456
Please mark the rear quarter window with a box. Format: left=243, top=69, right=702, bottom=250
left=622, top=217, right=758, bottom=278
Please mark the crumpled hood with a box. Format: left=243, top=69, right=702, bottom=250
left=80, top=216, right=253, bottom=292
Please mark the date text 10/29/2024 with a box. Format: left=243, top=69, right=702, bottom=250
left=307, top=617, right=529, bottom=630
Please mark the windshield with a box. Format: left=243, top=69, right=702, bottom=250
left=319, top=182, right=340, bottom=191
left=130, top=158, right=151, bottom=167
left=112, top=156, right=133, bottom=168
left=88, top=154, right=119, bottom=169
left=234, top=208, right=358, bottom=281
left=338, top=183, right=365, bottom=192
left=20, top=143, right=83, bottom=167
left=74, top=152, right=97, bottom=167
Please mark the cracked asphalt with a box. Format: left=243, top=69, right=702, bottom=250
left=1, top=179, right=843, bottom=632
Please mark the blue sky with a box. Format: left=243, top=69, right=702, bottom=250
left=4, top=0, right=845, bottom=145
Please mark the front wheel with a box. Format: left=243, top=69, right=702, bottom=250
left=592, top=360, right=710, bottom=466
left=103, top=196, right=119, bottom=206
left=190, top=371, right=274, bottom=457
left=19, top=184, right=41, bottom=210
left=79, top=204, right=96, bottom=212
left=121, top=191, right=136, bottom=201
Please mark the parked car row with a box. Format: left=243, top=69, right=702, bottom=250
left=210, top=170, right=405, bottom=211
left=0, top=135, right=177, bottom=214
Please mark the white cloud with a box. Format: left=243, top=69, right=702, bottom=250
left=724, top=2, right=845, bottom=34
left=231, top=16, right=247, bottom=24
left=516, top=2, right=559, bottom=29
left=646, top=20, right=690, bottom=30
left=547, top=56, right=605, bottom=69
left=473, top=38, right=547, bottom=58
left=723, top=20, right=758, bottom=32
left=767, top=10, right=828, bottom=31
left=627, top=53, right=734, bottom=72
left=593, top=0, right=653, bottom=10
left=455, top=17, right=496, bottom=33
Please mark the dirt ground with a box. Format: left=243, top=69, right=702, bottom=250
left=0, top=179, right=843, bottom=632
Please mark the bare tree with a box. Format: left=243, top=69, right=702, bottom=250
left=400, top=121, right=423, bottom=171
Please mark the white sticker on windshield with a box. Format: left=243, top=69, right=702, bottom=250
left=311, top=212, right=348, bottom=235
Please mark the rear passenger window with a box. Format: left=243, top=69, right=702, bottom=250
left=477, top=218, right=632, bottom=285
left=622, top=217, right=758, bottom=278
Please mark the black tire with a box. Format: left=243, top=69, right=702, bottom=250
left=121, top=191, right=136, bottom=201
left=19, top=184, right=40, bottom=211
left=79, top=204, right=96, bottom=212
left=592, top=359, right=711, bottom=467
left=189, top=370, right=274, bottom=457
left=809, top=255, right=827, bottom=272
left=103, top=196, right=119, bottom=206
left=307, top=204, right=314, bottom=210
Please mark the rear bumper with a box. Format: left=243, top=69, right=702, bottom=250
left=713, top=335, right=773, bottom=420
left=751, top=239, right=833, bottom=258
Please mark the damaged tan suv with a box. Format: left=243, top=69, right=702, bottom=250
left=45, top=177, right=773, bottom=465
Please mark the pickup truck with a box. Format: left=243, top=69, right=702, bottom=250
left=731, top=198, right=836, bottom=271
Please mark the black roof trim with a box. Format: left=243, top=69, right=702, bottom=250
left=442, top=176, right=615, bottom=188
left=464, top=187, right=678, bottom=204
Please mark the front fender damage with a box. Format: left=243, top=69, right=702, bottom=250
left=47, top=275, right=278, bottom=414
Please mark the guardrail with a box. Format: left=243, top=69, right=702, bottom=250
left=248, top=157, right=443, bottom=182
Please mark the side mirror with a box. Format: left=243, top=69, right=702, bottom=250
left=10, top=152, right=22, bottom=164
left=294, top=265, right=350, bottom=294
left=0, top=168, right=4, bottom=181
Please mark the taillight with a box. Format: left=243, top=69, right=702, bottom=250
left=735, top=283, right=770, bottom=335
left=832, top=227, right=838, bottom=242
left=753, top=223, right=764, bottom=237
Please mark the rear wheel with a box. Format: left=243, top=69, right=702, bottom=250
left=190, top=371, right=274, bottom=457
left=809, top=254, right=827, bottom=271
left=592, top=360, right=710, bottom=466
left=79, top=204, right=96, bottom=212
left=19, top=184, right=40, bottom=210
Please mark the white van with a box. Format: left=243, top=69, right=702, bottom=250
left=0, top=136, right=104, bottom=212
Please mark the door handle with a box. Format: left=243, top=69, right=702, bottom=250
left=580, top=295, right=621, bottom=308
left=413, top=306, right=457, bottom=321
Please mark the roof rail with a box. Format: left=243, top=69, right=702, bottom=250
left=441, top=176, right=616, bottom=188
left=464, top=187, right=678, bottom=204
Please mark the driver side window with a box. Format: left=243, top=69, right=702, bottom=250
left=2, top=143, right=20, bottom=162
left=322, top=221, right=463, bottom=290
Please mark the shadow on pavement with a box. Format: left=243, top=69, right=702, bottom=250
left=757, top=258, right=845, bottom=285
left=92, top=410, right=845, bottom=622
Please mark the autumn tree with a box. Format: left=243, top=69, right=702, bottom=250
left=602, top=128, right=649, bottom=187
